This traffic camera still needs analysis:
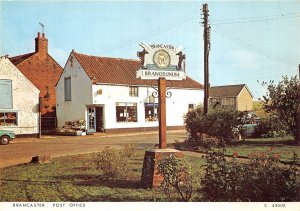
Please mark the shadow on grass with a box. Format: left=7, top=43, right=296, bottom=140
left=54, top=174, right=141, bottom=189
left=0, top=178, right=64, bottom=186
left=228, top=139, right=297, bottom=146
left=172, top=139, right=297, bottom=150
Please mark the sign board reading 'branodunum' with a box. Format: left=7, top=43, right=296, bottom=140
left=136, top=43, right=186, bottom=80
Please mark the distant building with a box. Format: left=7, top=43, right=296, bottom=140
left=209, top=84, right=253, bottom=111
left=0, top=56, right=39, bottom=136
left=56, top=51, right=204, bottom=133
left=9, top=32, right=63, bottom=131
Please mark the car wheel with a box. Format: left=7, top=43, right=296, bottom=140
left=0, top=135, right=10, bottom=145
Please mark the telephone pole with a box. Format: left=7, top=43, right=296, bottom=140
left=202, top=3, right=211, bottom=115
left=297, top=64, right=300, bottom=144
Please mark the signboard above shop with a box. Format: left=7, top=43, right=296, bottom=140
left=136, top=43, right=186, bottom=81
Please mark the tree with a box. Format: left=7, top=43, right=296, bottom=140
left=261, top=75, right=300, bottom=144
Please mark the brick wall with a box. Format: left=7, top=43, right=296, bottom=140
left=14, top=33, right=63, bottom=117
left=140, top=149, right=183, bottom=188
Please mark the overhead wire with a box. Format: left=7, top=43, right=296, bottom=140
left=211, top=12, right=300, bottom=25
left=212, top=26, right=299, bottom=66
left=98, top=9, right=200, bottom=54
left=97, top=10, right=300, bottom=54
left=95, top=7, right=300, bottom=72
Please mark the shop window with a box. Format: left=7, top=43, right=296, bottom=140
left=0, top=79, right=12, bottom=109
left=145, top=103, right=158, bottom=122
left=129, top=86, right=138, bottom=97
left=116, top=103, right=137, bottom=122
left=0, top=111, right=18, bottom=126
left=64, top=77, right=71, bottom=101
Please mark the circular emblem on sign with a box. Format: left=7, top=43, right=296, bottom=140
left=153, top=49, right=171, bottom=69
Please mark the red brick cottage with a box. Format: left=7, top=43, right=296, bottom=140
left=9, top=32, right=63, bottom=131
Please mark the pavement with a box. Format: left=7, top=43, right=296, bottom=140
left=0, top=130, right=188, bottom=168
left=14, top=130, right=184, bottom=143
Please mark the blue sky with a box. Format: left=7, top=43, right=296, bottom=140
left=0, top=0, right=299, bottom=100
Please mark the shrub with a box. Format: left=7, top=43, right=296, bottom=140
left=92, top=147, right=129, bottom=180
left=200, top=149, right=300, bottom=202
left=122, top=143, right=138, bottom=158
left=253, top=116, right=288, bottom=138
left=157, top=154, right=195, bottom=201
left=185, top=106, right=240, bottom=145
left=184, top=106, right=207, bottom=139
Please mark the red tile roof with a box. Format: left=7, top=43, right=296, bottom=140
left=73, top=52, right=203, bottom=89
left=9, top=53, right=35, bottom=65
left=209, top=84, right=252, bottom=98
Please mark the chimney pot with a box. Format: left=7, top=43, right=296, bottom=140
left=35, top=32, right=48, bottom=56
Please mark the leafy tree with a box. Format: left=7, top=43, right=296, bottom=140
left=261, top=75, right=300, bottom=143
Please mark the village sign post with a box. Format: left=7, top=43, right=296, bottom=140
left=137, top=43, right=186, bottom=188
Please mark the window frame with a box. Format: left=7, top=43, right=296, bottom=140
left=0, top=111, right=18, bottom=126
left=188, top=104, right=195, bottom=111
left=145, top=103, right=158, bottom=122
left=129, top=86, right=139, bottom=97
left=116, top=102, right=138, bottom=123
left=64, top=77, right=72, bottom=101
left=0, top=79, right=13, bottom=109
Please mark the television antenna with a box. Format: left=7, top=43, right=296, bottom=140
left=39, top=22, right=45, bottom=33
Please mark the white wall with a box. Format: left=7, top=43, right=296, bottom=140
left=0, top=57, right=40, bottom=135
left=56, top=53, right=93, bottom=127
left=92, top=84, right=203, bottom=129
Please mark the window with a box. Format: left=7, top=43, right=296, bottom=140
left=188, top=104, right=195, bottom=111
left=116, top=103, right=137, bottom=122
left=0, top=111, right=17, bottom=126
left=129, top=86, right=138, bottom=97
left=222, top=98, right=235, bottom=105
left=145, top=103, right=158, bottom=122
left=64, top=77, right=71, bottom=101
left=0, top=79, right=12, bottom=109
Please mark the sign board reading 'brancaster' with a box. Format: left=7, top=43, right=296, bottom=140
left=136, top=43, right=186, bottom=80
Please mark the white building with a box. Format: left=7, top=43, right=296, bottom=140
left=56, top=51, right=203, bottom=133
left=0, top=56, right=40, bottom=136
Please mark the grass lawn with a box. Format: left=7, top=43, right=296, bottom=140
left=0, top=147, right=204, bottom=202
left=173, top=136, right=300, bottom=163
left=1, top=138, right=299, bottom=202
left=225, top=137, right=299, bottom=162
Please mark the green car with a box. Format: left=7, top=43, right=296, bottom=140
left=0, top=130, right=16, bottom=145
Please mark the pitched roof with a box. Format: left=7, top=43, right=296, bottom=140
left=73, top=52, right=203, bottom=89
left=9, top=52, right=35, bottom=65
left=209, top=84, right=252, bottom=98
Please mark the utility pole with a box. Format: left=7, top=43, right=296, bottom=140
left=202, top=3, right=211, bottom=115
left=297, top=64, right=300, bottom=144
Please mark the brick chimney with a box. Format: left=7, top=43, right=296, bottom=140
left=35, top=32, right=48, bottom=57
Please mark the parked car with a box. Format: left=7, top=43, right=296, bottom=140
left=0, top=130, right=16, bottom=145
left=238, top=111, right=261, bottom=124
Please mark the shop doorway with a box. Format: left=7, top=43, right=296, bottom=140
left=95, top=107, right=104, bottom=132
left=87, top=106, right=104, bottom=133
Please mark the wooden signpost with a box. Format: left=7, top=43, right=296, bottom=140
left=158, top=77, right=167, bottom=149
left=137, top=43, right=186, bottom=188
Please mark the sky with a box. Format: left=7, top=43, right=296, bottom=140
left=0, top=0, right=299, bottom=100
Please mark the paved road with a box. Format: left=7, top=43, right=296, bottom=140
left=0, top=130, right=188, bottom=168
